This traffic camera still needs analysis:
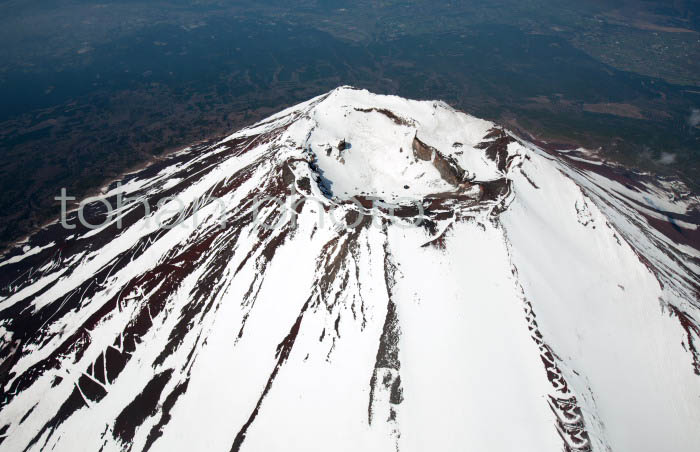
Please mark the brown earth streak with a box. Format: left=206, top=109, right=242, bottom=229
left=515, top=263, right=593, bottom=452
left=475, top=128, right=515, bottom=173
left=432, top=150, right=467, bottom=186
left=354, top=108, right=414, bottom=127
left=412, top=134, right=468, bottom=186
left=0, top=126, right=294, bottom=450
left=368, top=234, right=402, bottom=426
left=668, top=305, right=700, bottom=376
left=412, top=134, right=434, bottom=161
left=113, top=370, right=174, bottom=444
left=230, top=295, right=313, bottom=452
left=582, top=103, right=644, bottom=119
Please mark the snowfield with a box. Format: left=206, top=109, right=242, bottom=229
left=0, top=87, right=698, bottom=452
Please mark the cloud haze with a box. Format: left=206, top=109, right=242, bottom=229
left=689, top=109, right=700, bottom=127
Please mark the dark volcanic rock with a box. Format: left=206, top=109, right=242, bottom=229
left=476, top=128, right=516, bottom=173
left=413, top=133, right=467, bottom=186
left=433, top=150, right=467, bottom=186
left=412, top=134, right=434, bottom=161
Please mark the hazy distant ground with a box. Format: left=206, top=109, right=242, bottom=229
left=0, top=0, right=698, bottom=248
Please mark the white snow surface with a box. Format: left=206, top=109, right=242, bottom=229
left=0, top=87, right=698, bottom=452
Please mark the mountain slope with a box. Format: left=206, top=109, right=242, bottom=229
left=0, top=87, right=698, bottom=452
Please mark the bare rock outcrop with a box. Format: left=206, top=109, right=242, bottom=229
left=432, top=151, right=467, bottom=186
left=412, top=133, right=468, bottom=186
left=475, top=128, right=515, bottom=173
left=412, top=134, right=434, bottom=161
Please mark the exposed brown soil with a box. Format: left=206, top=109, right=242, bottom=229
left=668, top=305, right=700, bottom=376
left=411, top=134, right=434, bottom=161
left=354, top=107, right=414, bottom=126
left=475, top=128, right=515, bottom=173
left=231, top=295, right=313, bottom=452
left=113, top=370, right=173, bottom=444
left=515, top=265, right=593, bottom=452
left=412, top=133, right=469, bottom=186
left=582, top=103, right=644, bottom=119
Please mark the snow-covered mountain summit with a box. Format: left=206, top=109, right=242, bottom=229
left=0, top=87, right=699, bottom=452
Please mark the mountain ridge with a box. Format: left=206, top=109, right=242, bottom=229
left=0, top=86, right=698, bottom=452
